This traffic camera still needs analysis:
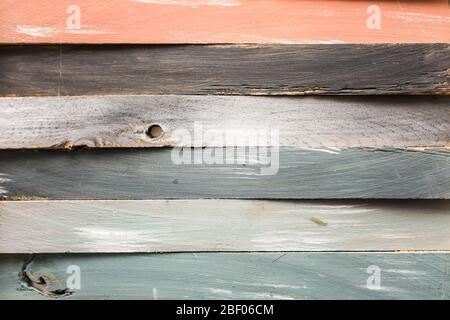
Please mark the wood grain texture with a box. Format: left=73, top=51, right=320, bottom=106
left=0, top=148, right=449, bottom=199
left=1, top=95, right=449, bottom=149
left=1, top=44, right=448, bottom=96
left=1, top=200, right=450, bottom=253
left=1, top=0, right=449, bottom=44
left=0, top=253, right=449, bottom=300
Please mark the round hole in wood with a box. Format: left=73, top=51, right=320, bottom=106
left=146, top=124, right=164, bottom=139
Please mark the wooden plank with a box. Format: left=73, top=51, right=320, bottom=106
left=1, top=95, right=449, bottom=149
left=0, top=253, right=448, bottom=299
left=1, top=200, right=450, bottom=253
left=1, top=0, right=449, bottom=44
left=1, top=44, right=448, bottom=96
left=0, top=148, right=449, bottom=199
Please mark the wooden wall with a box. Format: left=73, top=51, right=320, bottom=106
left=0, top=0, right=449, bottom=300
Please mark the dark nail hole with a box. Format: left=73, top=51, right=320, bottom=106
left=146, top=124, right=164, bottom=139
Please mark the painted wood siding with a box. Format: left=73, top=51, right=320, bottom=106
left=1, top=0, right=449, bottom=44
left=1, top=95, right=449, bottom=149
left=1, top=200, right=450, bottom=253
left=1, top=44, right=448, bottom=96
left=1, top=148, right=449, bottom=200
left=1, top=1, right=449, bottom=301
left=1, top=253, right=449, bottom=300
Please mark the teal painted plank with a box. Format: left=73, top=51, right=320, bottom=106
left=0, top=253, right=449, bottom=300
left=0, top=148, right=449, bottom=199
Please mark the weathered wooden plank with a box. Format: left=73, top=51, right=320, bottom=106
left=0, top=148, right=449, bottom=199
left=0, top=253, right=448, bottom=300
left=1, top=200, right=450, bottom=253
left=1, top=44, right=448, bottom=96
left=1, top=0, right=449, bottom=44
left=1, top=95, right=449, bottom=149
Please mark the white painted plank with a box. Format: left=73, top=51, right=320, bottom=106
left=1, top=200, right=450, bottom=253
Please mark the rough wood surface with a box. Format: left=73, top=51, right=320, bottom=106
left=1, top=44, right=448, bottom=96
left=1, top=200, right=450, bottom=253
left=1, top=95, right=449, bottom=149
left=0, top=148, right=449, bottom=199
left=0, top=253, right=448, bottom=299
left=1, top=0, right=449, bottom=44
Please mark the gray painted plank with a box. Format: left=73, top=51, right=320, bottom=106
left=0, top=44, right=448, bottom=96
left=0, top=148, right=449, bottom=199
left=1, top=200, right=450, bottom=253
left=0, top=253, right=448, bottom=300
left=0, top=95, right=449, bottom=149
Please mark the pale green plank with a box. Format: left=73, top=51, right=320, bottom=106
left=1, top=200, right=450, bottom=253
left=0, top=253, right=448, bottom=300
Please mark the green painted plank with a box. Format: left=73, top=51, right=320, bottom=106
left=0, top=44, right=448, bottom=96
left=1, top=200, right=450, bottom=253
left=0, top=253, right=449, bottom=300
left=0, top=148, right=449, bottom=199
left=0, top=95, right=449, bottom=149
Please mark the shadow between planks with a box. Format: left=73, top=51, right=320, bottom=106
left=0, top=44, right=448, bottom=96
left=1, top=200, right=450, bottom=253
left=0, top=252, right=449, bottom=300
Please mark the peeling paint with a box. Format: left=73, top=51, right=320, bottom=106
left=386, top=11, right=450, bottom=23
left=130, top=0, right=240, bottom=6
left=18, top=256, right=73, bottom=298
left=0, top=173, right=11, bottom=196
left=15, top=25, right=57, bottom=37
left=15, top=25, right=115, bottom=38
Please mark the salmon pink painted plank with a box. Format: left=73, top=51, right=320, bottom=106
left=1, top=0, right=449, bottom=44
